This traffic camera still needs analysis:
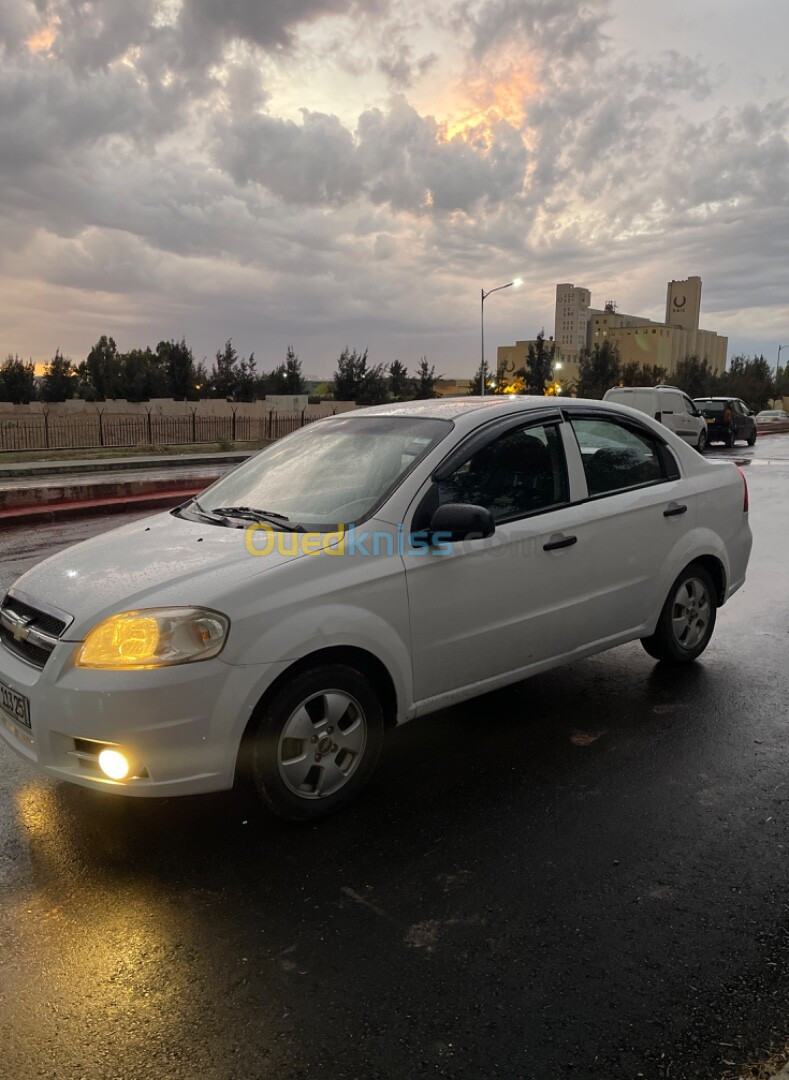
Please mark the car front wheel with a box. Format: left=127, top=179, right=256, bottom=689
left=243, top=664, right=385, bottom=821
left=747, top=428, right=757, bottom=446
left=641, top=563, right=717, bottom=663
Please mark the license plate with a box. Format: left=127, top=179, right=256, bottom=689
left=706, top=418, right=714, bottom=424
left=0, top=679, right=31, bottom=729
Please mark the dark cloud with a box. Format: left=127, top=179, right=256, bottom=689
left=459, top=0, right=611, bottom=60
left=213, top=95, right=529, bottom=213
left=215, top=110, right=365, bottom=205
left=178, top=0, right=388, bottom=56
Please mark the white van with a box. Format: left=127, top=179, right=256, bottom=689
left=603, top=385, right=708, bottom=452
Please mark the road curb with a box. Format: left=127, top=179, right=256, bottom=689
left=0, top=487, right=200, bottom=527
left=0, top=450, right=254, bottom=479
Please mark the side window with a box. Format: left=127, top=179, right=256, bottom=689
left=571, top=418, right=668, bottom=497
left=682, top=396, right=696, bottom=415
left=438, top=423, right=569, bottom=521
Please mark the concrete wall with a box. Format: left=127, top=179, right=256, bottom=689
left=0, top=398, right=357, bottom=418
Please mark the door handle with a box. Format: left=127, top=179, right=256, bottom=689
left=663, top=503, right=688, bottom=518
left=543, top=534, right=577, bottom=551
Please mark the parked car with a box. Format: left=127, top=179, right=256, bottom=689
left=755, top=409, right=789, bottom=424
left=603, top=385, right=708, bottom=452
left=0, top=397, right=752, bottom=820
left=693, top=397, right=757, bottom=447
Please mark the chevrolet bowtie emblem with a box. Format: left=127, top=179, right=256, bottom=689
left=11, top=615, right=33, bottom=643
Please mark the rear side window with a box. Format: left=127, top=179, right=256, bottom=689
left=570, top=418, right=669, bottom=497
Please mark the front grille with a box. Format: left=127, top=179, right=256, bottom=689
left=3, top=595, right=66, bottom=637
left=0, top=594, right=70, bottom=669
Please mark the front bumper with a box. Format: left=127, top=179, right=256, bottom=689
left=0, top=638, right=285, bottom=797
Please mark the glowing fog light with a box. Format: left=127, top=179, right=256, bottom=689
left=98, top=748, right=131, bottom=781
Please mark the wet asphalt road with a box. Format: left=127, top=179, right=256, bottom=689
left=0, top=438, right=788, bottom=1080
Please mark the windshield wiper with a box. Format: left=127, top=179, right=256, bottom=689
left=208, top=506, right=304, bottom=532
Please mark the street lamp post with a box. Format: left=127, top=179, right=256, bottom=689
left=480, top=278, right=522, bottom=396
left=777, top=344, right=787, bottom=402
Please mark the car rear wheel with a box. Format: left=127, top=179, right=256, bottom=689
left=641, top=563, right=717, bottom=663
left=243, top=664, right=384, bottom=821
left=696, top=429, right=707, bottom=454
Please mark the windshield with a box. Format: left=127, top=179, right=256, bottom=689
left=195, top=415, right=451, bottom=528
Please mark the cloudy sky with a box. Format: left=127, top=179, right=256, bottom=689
left=1, top=0, right=788, bottom=378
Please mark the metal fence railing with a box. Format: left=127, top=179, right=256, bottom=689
left=0, top=409, right=331, bottom=453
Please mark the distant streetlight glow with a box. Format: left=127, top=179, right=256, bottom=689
left=480, top=278, right=523, bottom=397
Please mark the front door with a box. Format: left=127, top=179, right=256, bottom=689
left=402, top=416, right=585, bottom=708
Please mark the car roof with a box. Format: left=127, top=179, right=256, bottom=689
left=345, top=396, right=634, bottom=421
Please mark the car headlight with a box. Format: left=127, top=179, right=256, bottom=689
left=75, top=607, right=229, bottom=670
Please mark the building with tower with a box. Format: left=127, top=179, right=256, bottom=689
left=497, top=275, right=728, bottom=390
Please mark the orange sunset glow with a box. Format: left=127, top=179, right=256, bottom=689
left=439, top=64, right=535, bottom=143
left=26, top=19, right=59, bottom=55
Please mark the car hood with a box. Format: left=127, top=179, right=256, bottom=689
left=9, top=510, right=311, bottom=639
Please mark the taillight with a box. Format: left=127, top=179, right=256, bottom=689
left=654, top=411, right=662, bottom=422
left=736, top=465, right=749, bottom=512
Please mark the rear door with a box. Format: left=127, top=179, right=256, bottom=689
left=562, top=411, right=697, bottom=642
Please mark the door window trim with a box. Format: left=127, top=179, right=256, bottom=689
left=410, top=409, right=570, bottom=533
left=564, top=409, right=681, bottom=503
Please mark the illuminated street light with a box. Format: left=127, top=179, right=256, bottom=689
left=480, top=278, right=523, bottom=397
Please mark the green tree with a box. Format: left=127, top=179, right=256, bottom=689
left=620, top=361, right=669, bottom=387
left=523, top=330, right=554, bottom=395
left=80, top=335, right=120, bottom=400
left=194, top=361, right=209, bottom=399
left=0, top=354, right=36, bottom=403
left=413, top=356, right=440, bottom=399
left=721, top=354, right=774, bottom=411
left=40, top=349, right=75, bottom=402
left=469, top=359, right=490, bottom=395
left=157, top=338, right=196, bottom=399
left=283, top=346, right=306, bottom=394
left=576, top=340, right=621, bottom=399
left=672, top=355, right=718, bottom=399
left=388, top=360, right=411, bottom=401
left=116, top=347, right=169, bottom=401
left=235, top=352, right=257, bottom=402
left=357, top=363, right=389, bottom=406
left=211, top=339, right=239, bottom=400
left=333, top=347, right=369, bottom=401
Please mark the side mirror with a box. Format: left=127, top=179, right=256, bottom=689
left=429, top=502, right=495, bottom=543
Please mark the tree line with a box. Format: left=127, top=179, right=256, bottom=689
left=0, top=338, right=443, bottom=405
left=490, top=332, right=786, bottom=411
left=0, top=338, right=307, bottom=404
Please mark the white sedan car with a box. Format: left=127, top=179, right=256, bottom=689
left=0, top=397, right=752, bottom=820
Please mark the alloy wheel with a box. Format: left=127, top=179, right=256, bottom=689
left=671, top=577, right=710, bottom=651
left=277, top=689, right=368, bottom=799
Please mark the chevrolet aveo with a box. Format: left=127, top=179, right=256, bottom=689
left=0, top=397, right=752, bottom=820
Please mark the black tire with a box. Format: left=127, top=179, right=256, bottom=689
left=696, top=429, right=707, bottom=454
left=641, top=563, right=717, bottom=664
left=747, top=428, right=757, bottom=446
left=243, top=664, right=385, bottom=821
